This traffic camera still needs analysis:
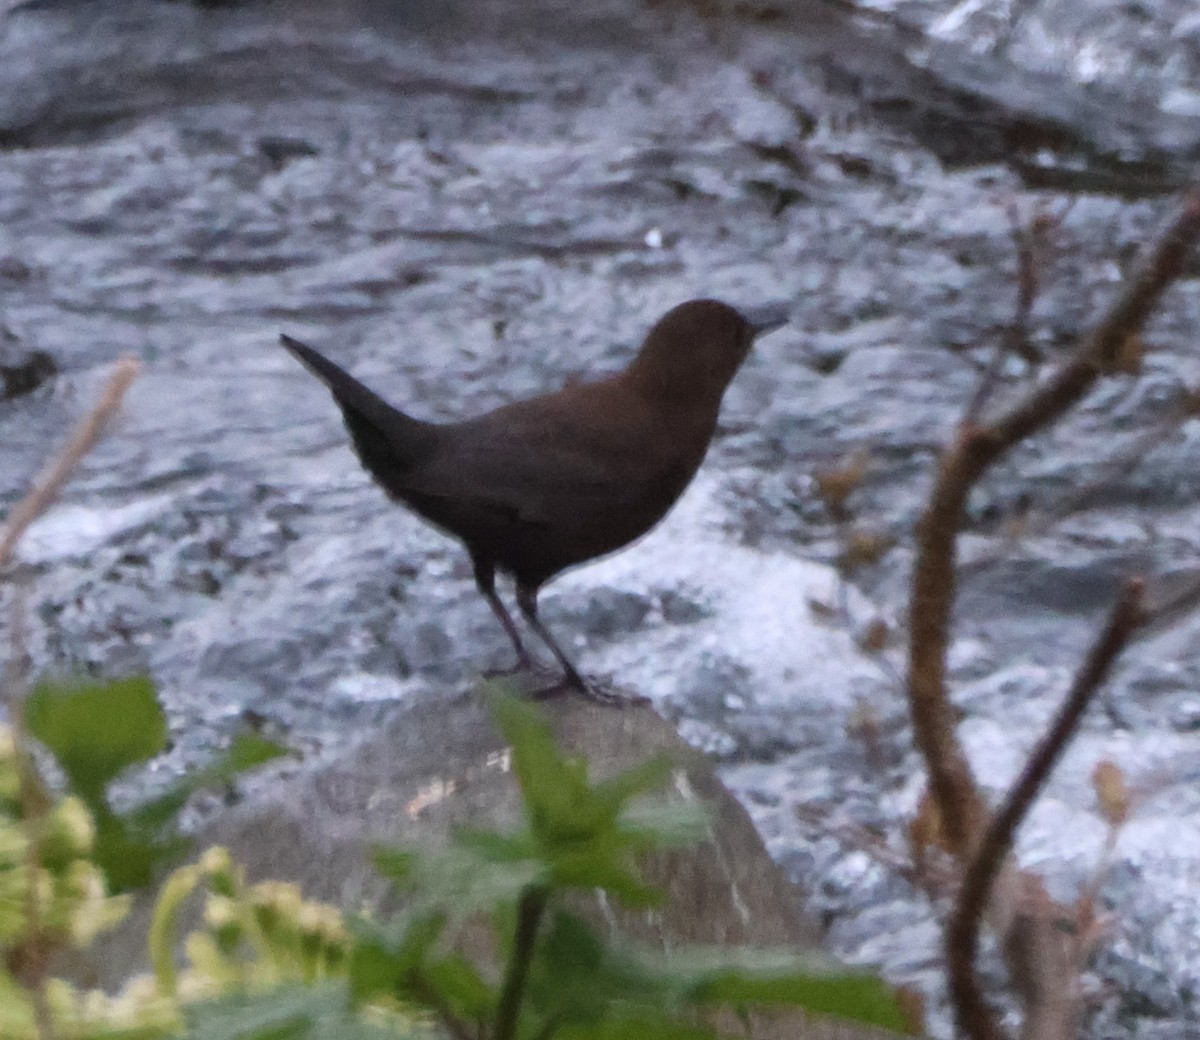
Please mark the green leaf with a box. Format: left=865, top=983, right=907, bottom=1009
left=423, top=952, right=495, bottom=1023
left=350, top=912, right=493, bottom=1036
left=374, top=838, right=542, bottom=920
left=487, top=692, right=593, bottom=833
left=546, top=848, right=660, bottom=907
left=25, top=676, right=165, bottom=803
left=555, top=1015, right=716, bottom=1040
left=617, top=800, right=710, bottom=849
left=485, top=694, right=661, bottom=898
left=664, top=947, right=910, bottom=1032
left=183, top=983, right=416, bottom=1040
left=349, top=911, right=448, bottom=1002
left=695, top=969, right=905, bottom=1030
left=24, top=679, right=285, bottom=892
left=348, top=938, right=404, bottom=1005
left=129, top=732, right=289, bottom=835
left=223, top=732, right=289, bottom=772
left=593, top=755, right=673, bottom=810
left=523, top=918, right=909, bottom=1037
left=372, top=848, right=419, bottom=885
left=524, top=911, right=668, bottom=1027
left=92, top=809, right=186, bottom=892
left=453, top=827, right=539, bottom=865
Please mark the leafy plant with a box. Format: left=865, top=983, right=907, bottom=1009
left=181, top=984, right=421, bottom=1040
left=352, top=691, right=910, bottom=1040
left=24, top=676, right=286, bottom=890
left=1, top=681, right=910, bottom=1039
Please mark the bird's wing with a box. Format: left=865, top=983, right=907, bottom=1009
left=403, top=391, right=694, bottom=526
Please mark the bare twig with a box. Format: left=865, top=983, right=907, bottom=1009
left=1138, top=567, right=1200, bottom=636
left=946, top=578, right=1145, bottom=1040
left=988, top=194, right=1200, bottom=449
left=0, top=355, right=141, bottom=1036
left=794, top=801, right=947, bottom=893
left=1007, top=200, right=1041, bottom=359
left=908, top=191, right=1200, bottom=860
left=1066, top=396, right=1200, bottom=514
left=963, top=198, right=1066, bottom=423
left=960, top=385, right=1200, bottom=573
left=0, top=356, right=141, bottom=568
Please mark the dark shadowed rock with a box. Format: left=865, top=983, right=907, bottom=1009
left=0, top=332, right=56, bottom=401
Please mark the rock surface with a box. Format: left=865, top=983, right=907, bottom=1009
left=97, top=689, right=905, bottom=1040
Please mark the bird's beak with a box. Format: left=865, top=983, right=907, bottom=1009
left=742, top=302, right=790, bottom=339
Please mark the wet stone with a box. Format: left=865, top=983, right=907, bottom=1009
left=1169, top=696, right=1200, bottom=732
left=0, top=346, right=57, bottom=400
left=658, top=587, right=711, bottom=624
left=567, top=587, right=652, bottom=639
left=395, top=620, right=457, bottom=675
left=1095, top=948, right=1191, bottom=1021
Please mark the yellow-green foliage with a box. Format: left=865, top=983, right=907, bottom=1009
left=1, top=692, right=908, bottom=1040
left=151, top=846, right=352, bottom=1002
left=0, top=722, right=396, bottom=1040
left=0, top=721, right=172, bottom=1038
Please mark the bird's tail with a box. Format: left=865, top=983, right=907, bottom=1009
left=279, top=334, right=439, bottom=470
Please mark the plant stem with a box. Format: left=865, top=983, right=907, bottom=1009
left=947, top=578, right=1145, bottom=1040
left=494, top=885, right=549, bottom=1040
left=0, top=355, right=140, bottom=567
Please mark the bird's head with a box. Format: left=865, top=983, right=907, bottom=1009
left=624, top=298, right=789, bottom=405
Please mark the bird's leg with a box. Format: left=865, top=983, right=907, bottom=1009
left=515, top=587, right=648, bottom=707
left=472, top=555, right=534, bottom=674
left=514, top=583, right=591, bottom=695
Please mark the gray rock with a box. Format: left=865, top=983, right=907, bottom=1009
left=91, top=690, right=904, bottom=1040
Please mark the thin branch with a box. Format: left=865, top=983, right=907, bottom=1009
left=794, top=801, right=946, bottom=893
left=963, top=197, right=1072, bottom=424
left=0, top=356, right=140, bottom=1035
left=964, top=203, right=1042, bottom=421
left=494, top=885, right=549, bottom=1040
left=907, top=191, right=1200, bottom=858
left=1137, top=567, right=1200, bottom=636
left=0, top=356, right=141, bottom=568
left=989, top=194, right=1200, bottom=450
left=1053, top=393, right=1200, bottom=520
left=1007, top=200, right=1041, bottom=362
left=946, top=578, right=1145, bottom=1040
left=962, top=385, right=1200, bottom=573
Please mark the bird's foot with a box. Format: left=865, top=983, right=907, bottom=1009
left=482, top=659, right=538, bottom=681
left=481, top=659, right=563, bottom=695
left=532, top=672, right=649, bottom=707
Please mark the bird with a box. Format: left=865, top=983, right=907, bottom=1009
left=280, top=298, right=788, bottom=699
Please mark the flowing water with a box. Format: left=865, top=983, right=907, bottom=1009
left=2, top=0, right=1200, bottom=1034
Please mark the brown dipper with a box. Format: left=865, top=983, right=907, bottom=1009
left=280, top=298, right=788, bottom=698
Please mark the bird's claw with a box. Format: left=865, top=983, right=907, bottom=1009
left=532, top=673, right=649, bottom=707
left=482, top=660, right=538, bottom=681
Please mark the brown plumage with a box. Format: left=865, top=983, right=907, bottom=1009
left=280, top=298, right=787, bottom=697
